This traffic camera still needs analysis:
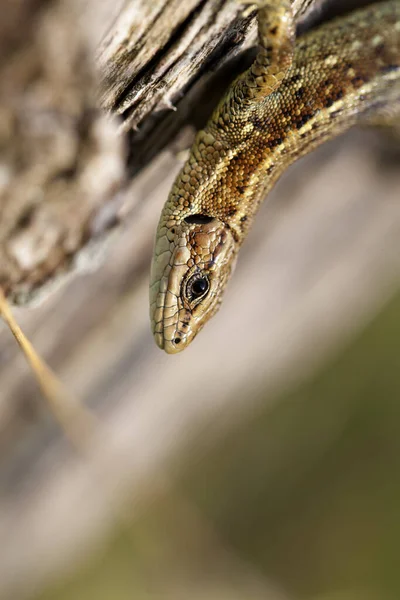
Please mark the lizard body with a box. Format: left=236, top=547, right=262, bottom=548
left=150, top=0, right=400, bottom=353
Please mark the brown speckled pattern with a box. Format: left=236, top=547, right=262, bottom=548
left=150, top=0, right=400, bottom=353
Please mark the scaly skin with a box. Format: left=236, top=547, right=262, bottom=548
left=150, top=0, right=400, bottom=353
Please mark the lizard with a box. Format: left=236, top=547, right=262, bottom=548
left=150, top=0, right=400, bottom=354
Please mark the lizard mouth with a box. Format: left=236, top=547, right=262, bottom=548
left=149, top=245, right=194, bottom=354
left=152, top=306, right=186, bottom=354
left=155, top=324, right=191, bottom=354
left=151, top=296, right=197, bottom=354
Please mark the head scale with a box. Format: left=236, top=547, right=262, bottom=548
left=150, top=214, right=237, bottom=353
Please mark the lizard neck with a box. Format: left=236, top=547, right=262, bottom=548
left=192, top=2, right=400, bottom=243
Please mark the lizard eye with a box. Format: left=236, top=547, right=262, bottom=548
left=187, top=275, right=209, bottom=300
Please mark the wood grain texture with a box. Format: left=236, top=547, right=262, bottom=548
left=0, top=0, right=326, bottom=303
left=0, top=1, right=399, bottom=599
left=98, top=0, right=320, bottom=129
left=0, top=0, right=125, bottom=304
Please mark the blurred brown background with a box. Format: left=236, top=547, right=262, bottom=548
left=0, top=1, right=399, bottom=599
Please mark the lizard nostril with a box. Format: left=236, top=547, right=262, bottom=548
left=174, top=338, right=181, bottom=345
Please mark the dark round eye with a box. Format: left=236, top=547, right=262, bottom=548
left=192, top=277, right=208, bottom=296
left=187, top=275, right=209, bottom=301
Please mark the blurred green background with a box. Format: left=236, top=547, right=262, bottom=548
left=37, top=289, right=400, bottom=600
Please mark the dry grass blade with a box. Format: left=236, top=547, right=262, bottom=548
left=0, top=289, right=96, bottom=450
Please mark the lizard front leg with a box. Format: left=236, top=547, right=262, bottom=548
left=212, top=0, right=295, bottom=134
left=244, top=0, right=295, bottom=99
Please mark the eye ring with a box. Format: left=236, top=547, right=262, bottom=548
left=186, top=274, right=209, bottom=301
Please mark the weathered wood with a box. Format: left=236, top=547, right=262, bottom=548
left=0, top=1, right=399, bottom=599
left=0, top=0, right=355, bottom=303
left=0, top=0, right=125, bottom=304
left=0, top=0, right=322, bottom=305
left=98, top=0, right=319, bottom=129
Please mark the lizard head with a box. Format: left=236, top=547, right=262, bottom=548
left=149, top=214, right=237, bottom=353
